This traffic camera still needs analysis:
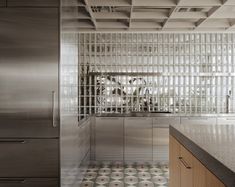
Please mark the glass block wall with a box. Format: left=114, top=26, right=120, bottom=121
left=61, top=33, right=78, bottom=116
left=78, top=33, right=235, bottom=120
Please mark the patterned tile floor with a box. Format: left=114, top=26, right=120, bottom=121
left=81, top=161, right=169, bottom=187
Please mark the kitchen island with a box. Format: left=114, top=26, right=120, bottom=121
left=170, top=124, right=235, bottom=187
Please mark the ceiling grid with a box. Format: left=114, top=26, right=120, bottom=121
left=62, top=0, right=235, bottom=32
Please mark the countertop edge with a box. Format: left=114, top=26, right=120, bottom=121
left=169, top=125, right=235, bottom=187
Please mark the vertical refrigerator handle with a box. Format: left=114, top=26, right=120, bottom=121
left=52, top=91, right=57, bottom=128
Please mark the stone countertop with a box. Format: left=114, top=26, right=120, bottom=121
left=170, top=124, right=235, bottom=187
left=95, top=112, right=235, bottom=117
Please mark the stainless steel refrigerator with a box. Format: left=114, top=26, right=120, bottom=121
left=0, top=1, right=59, bottom=186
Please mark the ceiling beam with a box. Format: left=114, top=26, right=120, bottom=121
left=227, top=19, right=235, bottom=30
left=162, top=0, right=182, bottom=30
left=129, top=0, right=134, bottom=29
left=84, top=0, right=97, bottom=29
left=195, top=0, right=228, bottom=29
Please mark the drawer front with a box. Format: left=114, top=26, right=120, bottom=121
left=7, top=0, right=59, bottom=6
left=181, top=117, right=216, bottom=125
left=0, top=139, right=59, bottom=177
left=0, top=178, right=58, bottom=187
left=217, top=117, right=235, bottom=125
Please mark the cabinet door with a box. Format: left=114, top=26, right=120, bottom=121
left=193, top=157, right=206, bottom=187
left=125, top=117, right=152, bottom=161
left=0, top=8, right=59, bottom=138
left=169, top=136, right=181, bottom=187
left=0, top=139, right=59, bottom=177
left=0, top=178, right=58, bottom=187
left=180, top=145, right=193, bottom=187
left=153, top=117, right=180, bottom=161
left=7, top=0, right=59, bottom=7
left=205, top=170, right=225, bottom=187
left=96, top=117, right=124, bottom=160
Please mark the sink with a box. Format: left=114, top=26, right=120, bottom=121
left=129, top=111, right=172, bottom=117
left=150, top=111, right=171, bottom=113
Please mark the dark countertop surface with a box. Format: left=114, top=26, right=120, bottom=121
left=170, top=124, right=235, bottom=187
left=95, top=112, right=235, bottom=117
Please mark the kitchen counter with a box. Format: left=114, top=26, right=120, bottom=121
left=170, top=124, right=235, bottom=187
left=95, top=113, right=235, bottom=117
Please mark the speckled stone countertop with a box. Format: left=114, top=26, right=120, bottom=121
left=170, top=124, right=235, bottom=187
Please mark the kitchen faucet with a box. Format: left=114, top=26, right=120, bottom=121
left=226, top=90, right=232, bottom=113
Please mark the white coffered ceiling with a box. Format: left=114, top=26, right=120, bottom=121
left=62, top=0, right=235, bottom=32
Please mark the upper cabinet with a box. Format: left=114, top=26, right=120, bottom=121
left=0, top=0, right=6, bottom=7
left=7, top=0, right=59, bottom=7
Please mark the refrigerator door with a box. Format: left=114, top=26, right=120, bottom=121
left=0, top=8, right=59, bottom=138
left=0, top=0, right=6, bottom=7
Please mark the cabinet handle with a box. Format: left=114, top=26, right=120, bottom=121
left=179, top=157, right=191, bottom=169
left=0, top=140, right=26, bottom=144
left=52, top=91, right=56, bottom=128
left=0, top=179, right=25, bottom=183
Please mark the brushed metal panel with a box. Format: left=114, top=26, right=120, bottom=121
left=153, top=128, right=169, bottom=161
left=78, top=119, right=91, bottom=163
left=153, top=117, right=180, bottom=161
left=0, top=8, right=59, bottom=138
left=153, top=117, right=180, bottom=127
left=0, top=0, right=6, bottom=7
left=124, top=117, right=152, bottom=161
left=95, top=117, right=124, bottom=161
left=0, top=178, right=58, bottom=187
left=0, top=139, right=59, bottom=177
left=217, top=117, right=235, bottom=124
left=181, top=117, right=217, bottom=125
left=7, top=0, right=59, bottom=7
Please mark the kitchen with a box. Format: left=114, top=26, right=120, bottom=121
left=0, top=0, right=235, bottom=187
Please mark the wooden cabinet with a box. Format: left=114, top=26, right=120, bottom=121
left=180, top=145, right=193, bottom=187
left=169, top=136, right=225, bottom=187
left=206, top=170, right=225, bottom=187
left=193, top=156, right=206, bottom=187
left=169, top=136, right=181, bottom=187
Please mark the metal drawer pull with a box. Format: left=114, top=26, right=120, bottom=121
left=0, top=179, right=25, bottom=183
left=179, top=157, right=191, bottom=169
left=0, top=140, right=26, bottom=144
left=52, top=91, right=56, bottom=128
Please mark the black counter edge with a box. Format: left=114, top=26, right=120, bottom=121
left=169, top=125, right=235, bottom=187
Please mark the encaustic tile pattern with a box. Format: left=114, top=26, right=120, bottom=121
left=81, top=161, right=169, bottom=187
